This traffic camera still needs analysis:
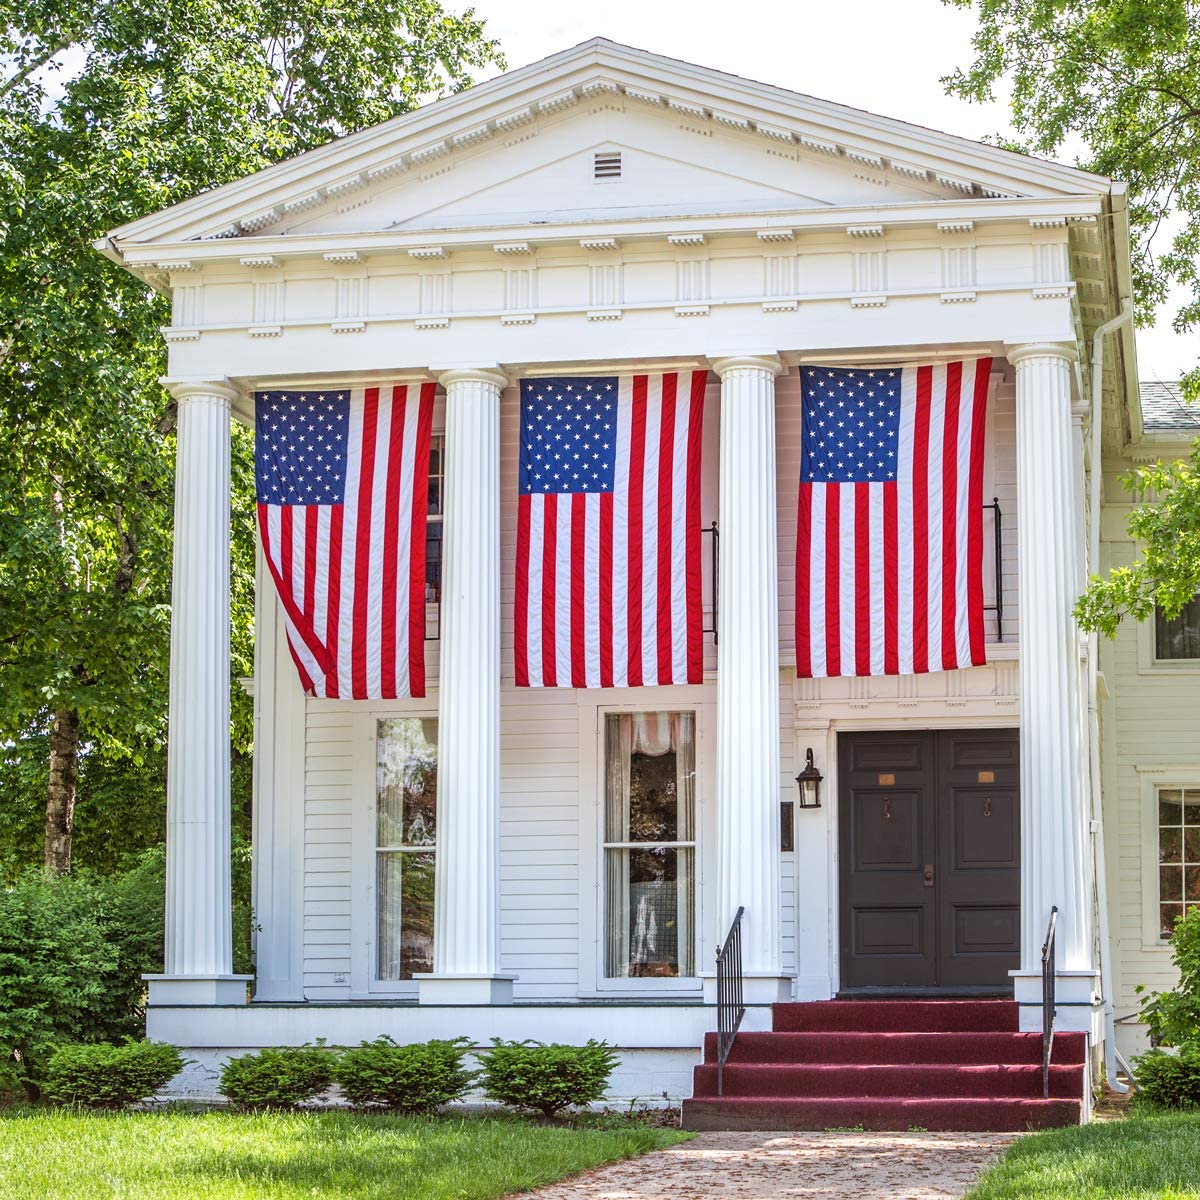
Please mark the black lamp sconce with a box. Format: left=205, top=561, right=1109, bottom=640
left=795, top=747, right=823, bottom=809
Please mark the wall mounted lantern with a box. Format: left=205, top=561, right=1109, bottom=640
left=795, top=747, right=823, bottom=809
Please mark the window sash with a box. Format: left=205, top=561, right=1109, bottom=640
left=1157, top=786, right=1200, bottom=939
left=1155, top=596, right=1200, bottom=660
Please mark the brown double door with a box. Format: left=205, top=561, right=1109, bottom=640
left=838, top=729, right=1020, bottom=993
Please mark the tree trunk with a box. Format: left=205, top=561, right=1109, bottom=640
left=44, top=707, right=80, bottom=874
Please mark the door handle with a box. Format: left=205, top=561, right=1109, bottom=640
left=923, top=863, right=935, bottom=888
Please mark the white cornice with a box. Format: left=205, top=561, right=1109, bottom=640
left=96, top=37, right=1115, bottom=258
left=116, top=195, right=1106, bottom=275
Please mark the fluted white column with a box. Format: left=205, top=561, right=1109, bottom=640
left=147, top=379, right=250, bottom=1006
left=711, top=354, right=788, bottom=1000
left=1009, top=344, right=1095, bottom=1005
left=420, top=366, right=514, bottom=1005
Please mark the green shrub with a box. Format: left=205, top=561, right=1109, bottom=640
left=1133, top=1041, right=1200, bottom=1108
left=41, top=1040, right=184, bottom=1108
left=218, top=1046, right=336, bottom=1109
left=1138, top=907, right=1200, bottom=1047
left=478, top=1039, right=619, bottom=1117
left=335, top=1036, right=475, bottom=1112
left=0, top=854, right=166, bottom=1098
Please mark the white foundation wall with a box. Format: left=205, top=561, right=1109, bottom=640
left=1098, top=440, right=1200, bottom=1058
left=264, top=367, right=1021, bottom=1003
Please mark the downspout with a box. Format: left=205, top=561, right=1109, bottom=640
left=1088, top=296, right=1134, bottom=1092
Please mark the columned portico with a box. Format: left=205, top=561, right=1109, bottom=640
left=711, top=354, right=789, bottom=1003
left=418, top=366, right=515, bottom=1005
left=1007, top=342, right=1098, bottom=1031
left=147, top=379, right=251, bottom=1006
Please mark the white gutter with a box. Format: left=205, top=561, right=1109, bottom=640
left=1088, top=294, right=1134, bottom=1092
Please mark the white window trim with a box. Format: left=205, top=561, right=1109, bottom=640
left=348, top=698, right=441, bottom=998
left=1136, top=765, right=1200, bottom=948
left=576, top=690, right=711, bottom=997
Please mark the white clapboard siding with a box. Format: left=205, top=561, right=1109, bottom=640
left=1100, top=499, right=1200, bottom=1014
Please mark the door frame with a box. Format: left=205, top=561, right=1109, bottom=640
left=791, top=715, right=1019, bottom=1001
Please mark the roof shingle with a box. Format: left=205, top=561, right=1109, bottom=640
left=1140, top=381, right=1200, bottom=431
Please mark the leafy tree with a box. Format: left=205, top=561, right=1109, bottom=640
left=0, top=3, right=503, bottom=874
left=945, top=1, right=1200, bottom=632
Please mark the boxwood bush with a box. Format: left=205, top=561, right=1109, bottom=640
left=479, top=1039, right=619, bottom=1117
left=335, top=1036, right=476, bottom=1112
left=1134, top=1042, right=1200, bottom=1108
left=218, top=1046, right=336, bottom=1108
left=41, top=1040, right=184, bottom=1108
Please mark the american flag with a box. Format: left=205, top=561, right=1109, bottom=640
left=795, top=359, right=990, bottom=678
left=255, top=383, right=435, bottom=699
left=514, top=371, right=707, bottom=688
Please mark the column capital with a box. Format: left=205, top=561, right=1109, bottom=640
left=709, top=352, right=785, bottom=378
left=433, top=364, right=511, bottom=391
left=1004, top=341, right=1079, bottom=368
left=160, top=376, right=240, bottom=405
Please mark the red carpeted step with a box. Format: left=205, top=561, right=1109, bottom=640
left=680, top=1095, right=1082, bottom=1132
left=702, top=1030, right=1087, bottom=1066
left=691, top=1062, right=1083, bottom=1100
left=771, top=999, right=1019, bottom=1033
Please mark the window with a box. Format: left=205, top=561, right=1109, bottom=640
left=1156, top=596, right=1200, bottom=660
left=425, top=435, right=444, bottom=608
left=375, top=717, right=437, bottom=979
left=1158, top=787, right=1200, bottom=939
left=603, top=712, right=695, bottom=978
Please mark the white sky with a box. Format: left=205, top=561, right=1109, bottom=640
left=471, top=0, right=1196, bottom=381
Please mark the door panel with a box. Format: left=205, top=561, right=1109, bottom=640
left=838, top=729, right=1020, bottom=992
left=839, top=733, right=937, bottom=989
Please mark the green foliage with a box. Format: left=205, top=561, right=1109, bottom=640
left=218, top=1046, right=336, bottom=1109
left=946, top=1, right=1200, bottom=360
left=0, top=0, right=502, bottom=870
left=335, top=1037, right=476, bottom=1113
left=1075, top=441, right=1200, bottom=636
left=478, top=1040, right=620, bottom=1117
left=0, top=853, right=164, bottom=1096
left=1137, top=906, right=1200, bottom=1046
left=1133, top=1041, right=1200, bottom=1108
left=41, top=1040, right=184, bottom=1108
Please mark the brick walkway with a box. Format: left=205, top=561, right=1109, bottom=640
left=523, top=1130, right=1016, bottom=1200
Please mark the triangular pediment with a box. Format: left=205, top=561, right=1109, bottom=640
left=101, top=38, right=1113, bottom=252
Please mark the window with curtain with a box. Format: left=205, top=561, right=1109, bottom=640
left=376, top=717, right=438, bottom=980
left=1159, top=787, right=1200, bottom=939
left=604, top=712, right=696, bottom=979
left=1155, top=595, right=1200, bottom=660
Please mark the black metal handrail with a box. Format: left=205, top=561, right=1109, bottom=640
left=1041, top=905, right=1059, bottom=1099
left=983, top=497, right=1004, bottom=641
left=702, top=520, right=719, bottom=644
left=715, top=906, right=745, bottom=1098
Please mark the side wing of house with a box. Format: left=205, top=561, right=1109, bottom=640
left=1101, top=381, right=1200, bottom=1055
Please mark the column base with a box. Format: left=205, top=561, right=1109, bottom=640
left=415, top=974, right=517, bottom=1005
left=1012, top=970, right=1102, bottom=1036
left=144, top=974, right=253, bottom=1006
left=701, top=974, right=793, bottom=1006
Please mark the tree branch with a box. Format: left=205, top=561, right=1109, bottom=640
left=0, top=41, right=73, bottom=99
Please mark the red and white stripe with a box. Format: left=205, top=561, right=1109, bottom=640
left=796, top=358, right=990, bottom=678
left=257, top=382, right=435, bottom=699
left=514, top=370, right=707, bottom=688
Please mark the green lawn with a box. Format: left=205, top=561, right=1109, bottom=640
left=0, top=1108, right=690, bottom=1200
left=966, top=1110, right=1200, bottom=1199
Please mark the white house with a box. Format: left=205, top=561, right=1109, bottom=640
left=96, top=39, right=1200, bottom=1128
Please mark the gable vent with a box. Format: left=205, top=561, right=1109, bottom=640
left=594, top=151, right=622, bottom=180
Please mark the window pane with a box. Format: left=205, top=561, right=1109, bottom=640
left=1156, top=595, right=1200, bottom=659
left=425, top=523, right=443, bottom=604
left=1160, top=790, right=1184, bottom=827
left=377, top=718, right=437, bottom=847
left=428, top=439, right=444, bottom=516
left=376, top=851, right=435, bottom=980
left=1162, top=904, right=1185, bottom=939
left=1161, top=865, right=1183, bottom=903
left=1185, top=827, right=1200, bottom=863
left=605, top=847, right=694, bottom=978
left=604, top=713, right=695, bottom=842
left=1161, top=827, right=1183, bottom=864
